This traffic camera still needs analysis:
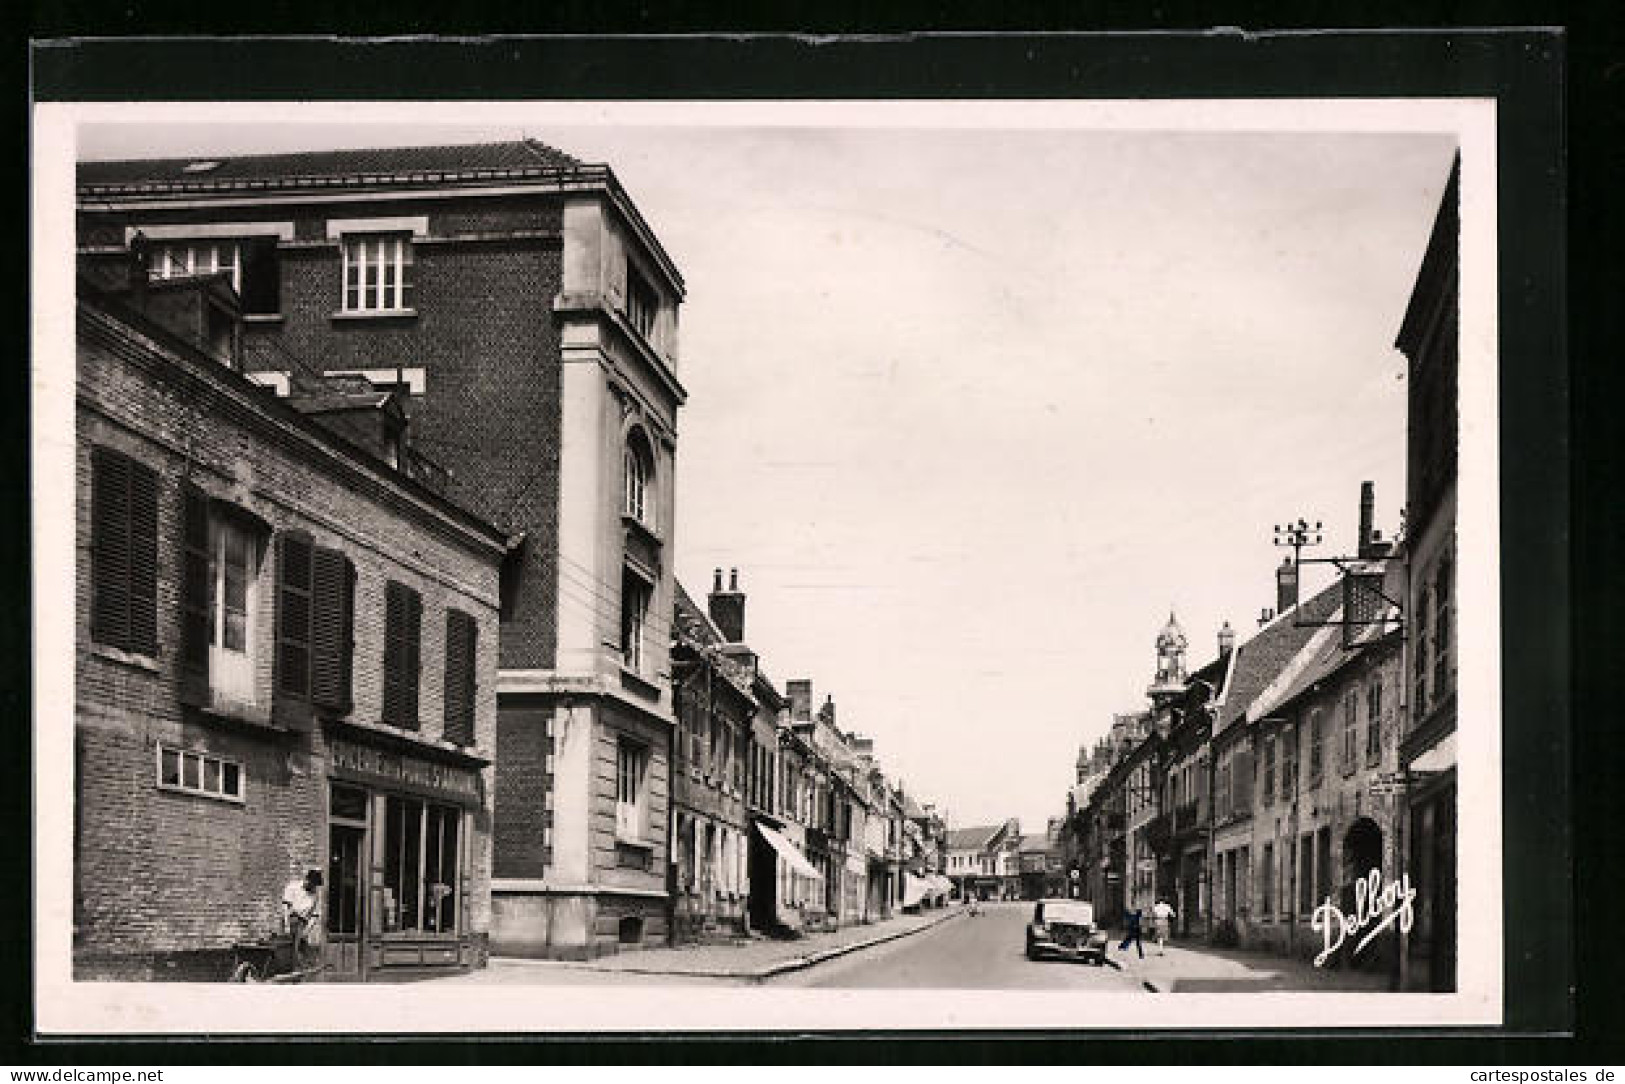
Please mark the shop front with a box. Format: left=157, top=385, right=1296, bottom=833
left=323, top=730, right=488, bottom=981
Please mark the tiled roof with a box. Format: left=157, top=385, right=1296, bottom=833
left=945, top=824, right=1005, bottom=851
left=1214, top=583, right=1342, bottom=735
left=1246, top=606, right=1400, bottom=724
left=672, top=579, right=755, bottom=700
left=672, top=580, right=722, bottom=647
left=78, top=139, right=583, bottom=189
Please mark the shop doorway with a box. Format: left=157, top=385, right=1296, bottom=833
left=325, top=784, right=368, bottom=980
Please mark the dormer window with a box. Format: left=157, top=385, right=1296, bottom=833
left=152, top=240, right=239, bottom=292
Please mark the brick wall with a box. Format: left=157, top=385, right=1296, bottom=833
left=492, top=703, right=554, bottom=878
left=81, top=196, right=567, bottom=674
left=75, top=301, right=502, bottom=973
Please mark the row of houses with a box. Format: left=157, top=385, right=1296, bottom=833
left=668, top=569, right=953, bottom=942
left=942, top=818, right=1066, bottom=903
left=69, top=138, right=948, bottom=982
left=1060, top=157, right=1459, bottom=993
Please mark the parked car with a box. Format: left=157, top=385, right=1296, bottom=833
left=1025, top=898, right=1108, bottom=965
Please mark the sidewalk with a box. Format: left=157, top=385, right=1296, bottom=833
left=1109, top=934, right=1395, bottom=993
left=460, top=907, right=962, bottom=983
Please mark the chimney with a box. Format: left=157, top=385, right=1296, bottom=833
left=852, top=735, right=875, bottom=758
left=818, top=694, right=837, bottom=727
left=1258, top=607, right=1275, bottom=628
left=1357, top=481, right=1375, bottom=558
left=707, top=566, right=746, bottom=643
left=787, top=680, right=813, bottom=722
left=1217, top=621, right=1236, bottom=656
left=1276, top=557, right=1299, bottom=615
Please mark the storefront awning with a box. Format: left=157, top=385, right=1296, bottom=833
left=902, top=874, right=929, bottom=907
left=1409, top=731, right=1456, bottom=775
left=756, top=822, right=823, bottom=881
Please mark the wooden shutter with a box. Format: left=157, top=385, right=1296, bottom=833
left=310, top=546, right=355, bottom=715
left=89, top=448, right=131, bottom=648
left=90, top=447, right=158, bottom=655
left=1233, top=749, right=1254, bottom=815
left=443, top=609, right=477, bottom=746
left=274, top=532, right=314, bottom=727
left=179, top=484, right=213, bottom=704
left=382, top=582, right=422, bottom=729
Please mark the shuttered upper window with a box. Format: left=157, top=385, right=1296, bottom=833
left=443, top=609, right=477, bottom=746
left=274, top=532, right=354, bottom=725
left=90, top=447, right=159, bottom=657
left=382, top=582, right=423, bottom=730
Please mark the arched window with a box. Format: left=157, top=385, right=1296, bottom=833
left=623, top=432, right=653, bottom=525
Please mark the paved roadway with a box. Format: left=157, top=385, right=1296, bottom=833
left=772, top=902, right=1146, bottom=990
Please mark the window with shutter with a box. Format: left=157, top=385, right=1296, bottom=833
left=443, top=609, right=477, bottom=746
left=90, top=447, right=159, bottom=656
left=179, top=485, right=212, bottom=703
left=310, top=546, right=355, bottom=715
left=382, top=582, right=423, bottom=729
left=275, top=533, right=314, bottom=723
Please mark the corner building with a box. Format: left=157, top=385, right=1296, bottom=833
left=73, top=275, right=505, bottom=980
left=77, top=141, right=687, bottom=957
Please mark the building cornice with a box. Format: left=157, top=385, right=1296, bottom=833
left=79, top=163, right=685, bottom=297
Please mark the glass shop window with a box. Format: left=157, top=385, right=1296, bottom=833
left=382, top=795, right=460, bottom=935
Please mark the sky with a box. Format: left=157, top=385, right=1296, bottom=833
left=77, top=112, right=1458, bottom=835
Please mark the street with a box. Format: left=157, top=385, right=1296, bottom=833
left=771, top=903, right=1144, bottom=990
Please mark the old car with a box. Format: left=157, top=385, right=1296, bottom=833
left=1025, top=898, right=1109, bottom=964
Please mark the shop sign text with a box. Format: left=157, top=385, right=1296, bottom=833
left=330, top=738, right=479, bottom=800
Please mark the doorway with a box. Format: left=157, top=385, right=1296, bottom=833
left=325, top=784, right=368, bottom=980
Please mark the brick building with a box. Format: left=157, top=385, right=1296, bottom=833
left=1395, top=157, right=1459, bottom=992
left=77, top=140, right=687, bottom=958
left=74, top=270, right=505, bottom=981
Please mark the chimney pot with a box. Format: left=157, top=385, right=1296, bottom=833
left=1358, top=481, right=1376, bottom=557
left=713, top=568, right=723, bottom=592
left=1276, top=556, right=1299, bottom=615
left=729, top=568, right=738, bottom=591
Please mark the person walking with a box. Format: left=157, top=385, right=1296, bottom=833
left=1118, top=906, right=1144, bottom=958
left=1152, top=898, right=1176, bottom=955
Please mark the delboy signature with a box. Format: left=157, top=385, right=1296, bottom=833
left=1311, top=868, right=1418, bottom=968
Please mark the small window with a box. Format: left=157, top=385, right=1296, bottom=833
left=623, top=434, right=652, bottom=524
left=1341, top=691, right=1359, bottom=774
left=1366, top=678, right=1383, bottom=763
left=616, top=737, right=650, bottom=841
left=342, top=234, right=415, bottom=313
left=625, top=265, right=657, bottom=341
left=156, top=744, right=243, bottom=802
left=151, top=240, right=240, bottom=291
left=1308, top=709, right=1324, bottom=785
left=621, top=568, right=650, bottom=673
